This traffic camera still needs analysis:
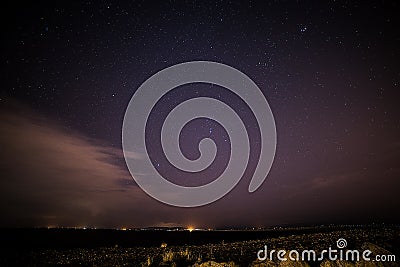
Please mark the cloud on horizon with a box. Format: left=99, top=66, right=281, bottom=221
left=0, top=100, right=164, bottom=227
left=1, top=99, right=399, bottom=228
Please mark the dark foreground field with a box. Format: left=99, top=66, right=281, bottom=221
left=0, top=225, right=399, bottom=266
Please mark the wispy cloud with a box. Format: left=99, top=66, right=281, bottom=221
left=0, top=100, right=154, bottom=227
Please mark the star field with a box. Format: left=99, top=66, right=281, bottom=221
left=0, top=1, right=399, bottom=227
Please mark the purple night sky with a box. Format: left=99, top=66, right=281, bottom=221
left=0, top=1, right=399, bottom=228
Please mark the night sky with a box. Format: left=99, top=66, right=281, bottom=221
left=1, top=1, right=399, bottom=228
